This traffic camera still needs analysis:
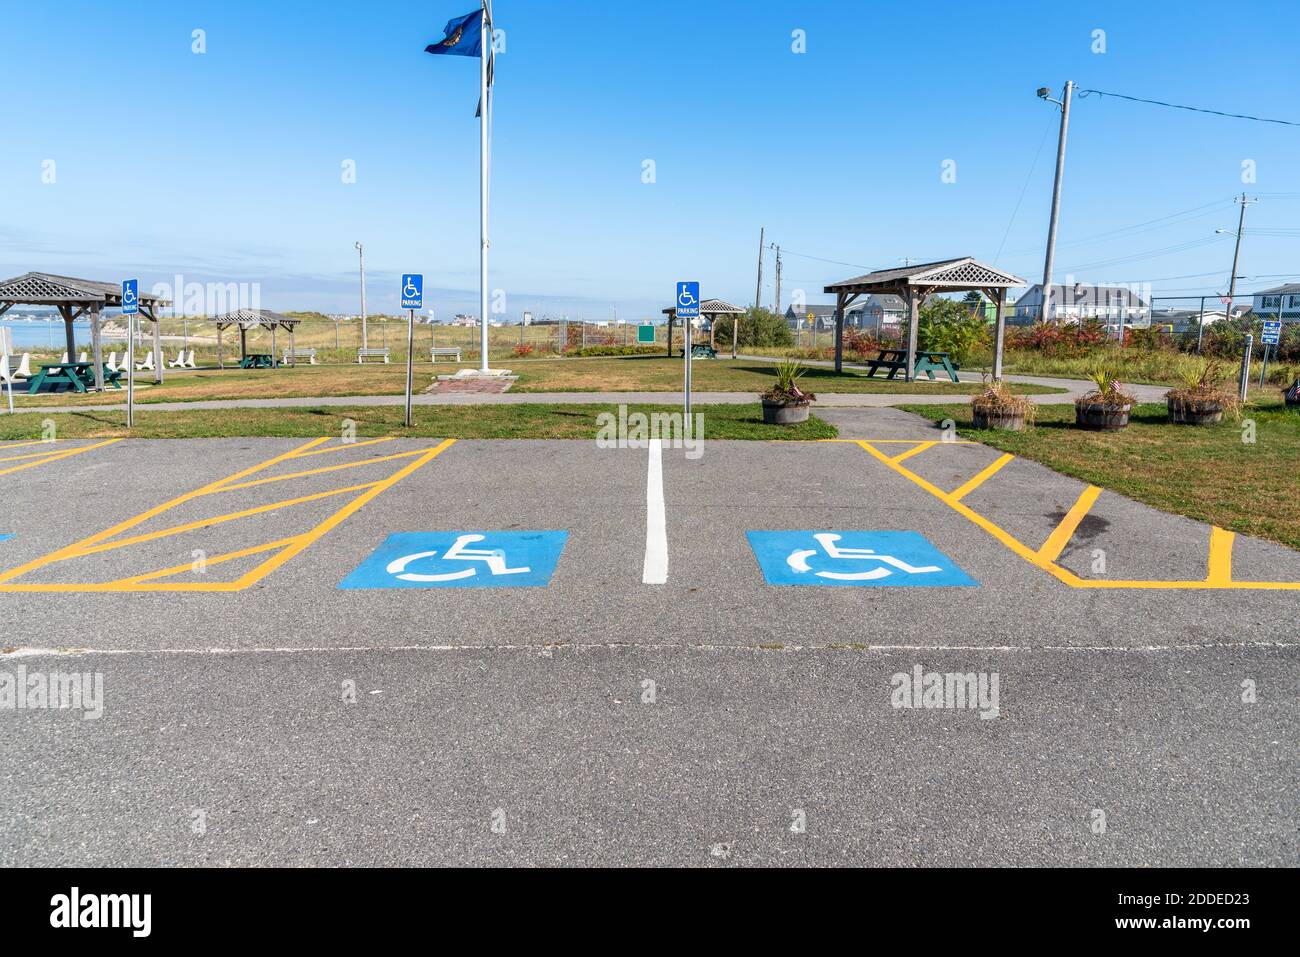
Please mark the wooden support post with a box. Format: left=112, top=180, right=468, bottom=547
left=905, top=287, right=919, bottom=382
left=731, top=310, right=739, bottom=359
left=150, top=312, right=164, bottom=384
left=991, top=288, right=1007, bottom=381
left=217, top=324, right=224, bottom=369
left=271, top=324, right=278, bottom=368
left=90, top=304, right=104, bottom=391
left=833, top=293, right=845, bottom=373
left=666, top=314, right=674, bottom=358
left=60, top=305, right=77, bottom=364
left=240, top=326, right=248, bottom=363
left=289, top=326, right=296, bottom=366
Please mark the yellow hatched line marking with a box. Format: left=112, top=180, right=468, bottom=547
left=0, top=439, right=121, bottom=477
left=286, top=437, right=398, bottom=460
left=109, top=537, right=303, bottom=585
left=211, top=449, right=431, bottom=494
left=0, top=439, right=456, bottom=593
left=1038, top=485, right=1103, bottom=562
left=0, top=439, right=62, bottom=452
left=890, top=442, right=937, bottom=464
left=948, top=453, right=1015, bottom=502
left=69, top=484, right=378, bottom=558
left=856, top=440, right=1300, bottom=591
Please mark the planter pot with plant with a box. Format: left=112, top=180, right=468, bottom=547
left=761, top=358, right=816, bottom=424
left=1075, top=365, right=1135, bottom=431
left=1165, top=358, right=1238, bottom=426
left=971, top=379, right=1035, bottom=431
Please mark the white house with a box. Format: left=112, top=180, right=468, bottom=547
left=1252, top=283, right=1300, bottom=321
left=1011, top=283, right=1150, bottom=326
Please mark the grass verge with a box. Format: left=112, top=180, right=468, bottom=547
left=0, top=403, right=837, bottom=442
left=900, top=398, right=1300, bottom=551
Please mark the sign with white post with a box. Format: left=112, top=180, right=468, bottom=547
left=121, top=279, right=138, bottom=428
left=401, top=274, right=423, bottom=427
left=676, top=281, right=699, bottom=417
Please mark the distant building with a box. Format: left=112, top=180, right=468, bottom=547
left=1251, top=283, right=1300, bottom=321
left=1011, top=283, right=1150, bottom=326
left=783, top=295, right=905, bottom=332
left=449, top=314, right=478, bottom=327
left=1148, top=307, right=1233, bottom=335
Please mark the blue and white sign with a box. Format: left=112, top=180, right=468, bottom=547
left=401, top=274, right=424, bottom=310
left=0, top=534, right=13, bottom=543
left=120, top=279, right=139, bottom=316
left=746, top=531, right=977, bottom=587
left=339, top=531, right=567, bottom=589
left=676, top=281, right=700, bottom=319
left=1262, top=320, right=1282, bottom=345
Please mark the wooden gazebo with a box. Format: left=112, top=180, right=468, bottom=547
left=0, top=272, right=172, bottom=389
left=209, top=309, right=301, bottom=368
left=824, top=258, right=1025, bottom=379
left=661, top=299, right=746, bottom=358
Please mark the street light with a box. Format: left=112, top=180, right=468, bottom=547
left=1037, top=81, right=1074, bottom=323
left=355, top=241, right=368, bottom=350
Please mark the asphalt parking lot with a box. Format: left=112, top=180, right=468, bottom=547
left=1, top=414, right=1296, bottom=865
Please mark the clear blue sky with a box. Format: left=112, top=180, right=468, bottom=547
left=3, top=0, right=1297, bottom=320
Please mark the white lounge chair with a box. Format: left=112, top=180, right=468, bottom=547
left=184, top=350, right=198, bottom=369
left=14, top=353, right=32, bottom=379
left=135, top=352, right=155, bottom=372
left=77, top=351, right=88, bottom=364
left=167, top=349, right=186, bottom=368
left=106, top=351, right=119, bottom=372
left=59, top=351, right=68, bottom=364
left=0, top=354, right=15, bottom=413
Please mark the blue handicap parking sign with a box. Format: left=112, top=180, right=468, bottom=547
left=746, top=530, right=977, bottom=586
left=401, top=274, right=423, bottom=310
left=676, top=281, right=700, bottom=319
left=120, top=279, right=139, bottom=316
left=339, top=531, right=567, bottom=589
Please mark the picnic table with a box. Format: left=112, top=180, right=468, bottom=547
left=863, top=349, right=960, bottom=383
left=239, top=353, right=277, bottom=369
left=26, top=362, right=123, bottom=395
left=691, top=343, right=718, bottom=359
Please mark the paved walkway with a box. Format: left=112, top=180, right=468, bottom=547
left=13, top=374, right=1167, bottom=414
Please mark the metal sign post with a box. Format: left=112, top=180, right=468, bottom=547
left=676, top=281, right=700, bottom=417
left=121, top=279, right=139, bottom=428
left=1238, top=333, right=1254, bottom=402
left=401, top=274, right=424, bottom=428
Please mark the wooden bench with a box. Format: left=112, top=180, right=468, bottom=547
left=357, top=348, right=390, bottom=364
left=864, top=349, right=910, bottom=380
left=431, top=347, right=462, bottom=363
left=281, top=348, right=318, bottom=366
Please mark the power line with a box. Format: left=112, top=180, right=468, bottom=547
left=1077, top=88, right=1300, bottom=127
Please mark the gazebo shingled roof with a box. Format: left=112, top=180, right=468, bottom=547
left=0, top=272, right=174, bottom=389
left=823, top=257, right=1026, bottom=379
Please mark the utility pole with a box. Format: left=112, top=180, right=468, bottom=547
left=770, top=244, right=783, bottom=316
left=355, top=241, right=368, bottom=349
left=1222, top=193, right=1256, bottom=326
left=753, top=227, right=764, bottom=310
left=1036, top=81, right=1073, bottom=323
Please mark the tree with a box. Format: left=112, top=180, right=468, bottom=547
left=711, top=307, right=793, bottom=349
left=899, top=297, right=990, bottom=365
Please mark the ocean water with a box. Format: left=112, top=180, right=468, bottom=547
left=1, top=319, right=93, bottom=351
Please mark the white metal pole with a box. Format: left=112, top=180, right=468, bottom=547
left=405, top=308, right=416, bottom=427
left=684, top=311, right=692, bottom=417
left=479, top=5, right=490, bottom=373
left=126, top=312, right=135, bottom=428
left=357, top=242, right=368, bottom=350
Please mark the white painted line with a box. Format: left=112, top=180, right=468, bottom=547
left=642, top=438, right=668, bottom=584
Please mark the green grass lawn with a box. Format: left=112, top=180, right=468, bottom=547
left=6, top=356, right=1068, bottom=410
left=0, top=403, right=837, bottom=442
left=901, top=398, right=1300, bottom=550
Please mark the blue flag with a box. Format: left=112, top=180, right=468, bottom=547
left=425, top=9, right=483, bottom=58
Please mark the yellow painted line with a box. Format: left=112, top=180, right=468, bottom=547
left=0, top=439, right=62, bottom=452
left=890, top=441, right=937, bottom=464
left=0, top=438, right=457, bottom=593
left=1206, top=527, right=1235, bottom=585
left=229, top=439, right=456, bottom=588
left=210, top=449, right=431, bottom=494
left=286, top=437, right=398, bottom=459
left=1037, top=485, right=1103, bottom=562
left=0, top=438, right=327, bottom=585
left=108, top=537, right=304, bottom=585
left=948, top=452, right=1015, bottom=502
left=834, top=438, right=976, bottom=445
left=0, top=439, right=121, bottom=477
left=69, top=483, right=379, bottom=558
left=855, top=440, right=1300, bottom=591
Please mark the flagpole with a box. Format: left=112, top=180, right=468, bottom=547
left=478, top=2, right=489, bottom=373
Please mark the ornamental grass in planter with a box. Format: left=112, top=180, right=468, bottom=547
left=760, top=359, right=816, bottom=425
left=1075, top=364, right=1135, bottom=432
left=970, top=379, right=1036, bottom=431
left=1165, top=358, right=1239, bottom=426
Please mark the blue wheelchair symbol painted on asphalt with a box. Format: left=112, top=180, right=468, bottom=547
left=747, top=531, right=977, bottom=586
left=339, top=531, right=567, bottom=589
